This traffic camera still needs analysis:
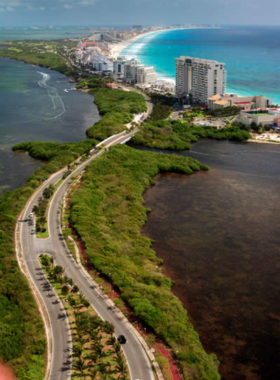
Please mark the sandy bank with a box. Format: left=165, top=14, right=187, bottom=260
left=249, top=132, right=280, bottom=145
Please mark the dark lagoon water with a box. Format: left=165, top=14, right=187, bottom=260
left=0, top=58, right=100, bottom=194
left=141, top=140, right=280, bottom=380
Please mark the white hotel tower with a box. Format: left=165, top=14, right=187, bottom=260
left=175, top=56, right=226, bottom=104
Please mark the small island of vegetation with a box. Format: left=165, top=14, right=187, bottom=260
left=131, top=119, right=251, bottom=150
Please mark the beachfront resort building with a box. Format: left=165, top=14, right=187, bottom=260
left=123, top=58, right=157, bottom=84
left=113, top=56, right=127, bottom=75
left=137, top=66, right=158, bottom=84
left=208, top=94, right=273, bottom=110
left=238, top=108, right=280, bottom=127
left=175, top=56, right=226, bottom=104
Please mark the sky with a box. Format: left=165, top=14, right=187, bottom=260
left=0, top=0, right=280, bottom=27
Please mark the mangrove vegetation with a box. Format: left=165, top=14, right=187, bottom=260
left=131, top=119, right=251, bottom=150
left=0, top=40, right=78, bottom=76
left=76, top=77, right=147, bottom=141
left=68, top=144, right=220, bottom=380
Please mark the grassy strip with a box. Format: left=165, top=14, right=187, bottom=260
left=68, top=145, right=220, bottom=380
left=40, top=255, right=130, bottom=380
left=36, top=223, right=49, bottom=239
left=0, top=140, right=96, bottom=378
left=35, top=179, right=64, bottom=239
left=0, top=40, right=77, bottom=76
left=76, top=78, right=147, bottom=141
left=131, top=119, right=251, bottom=150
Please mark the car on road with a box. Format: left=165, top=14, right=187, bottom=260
left=117, top=335, right=127, bottom=344
left=29, top=212, right=34, bottom=218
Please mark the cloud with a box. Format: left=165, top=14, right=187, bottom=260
left=0, top=0, right=99, bottom=11
left=79, top=0, right=98, bottom=4
left=0, top=0, right=20, bottom=11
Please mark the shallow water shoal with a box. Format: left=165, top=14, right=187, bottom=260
left=0, top=58, right=100, bottom=194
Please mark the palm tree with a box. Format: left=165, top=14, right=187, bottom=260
left=106, top=336, right=116, bottom=346
left=115, top=360, right=127, bottom=377
left=113, top=341, right=121, bottom=354
left=88, top=329, right=98, bottom=342
left=114, top=352, right=127, bottom=378
left=103, top=321, right=114, bottom=336
left=72, top=343, right=83, bottom=358
left=88, top=368, right=98, bottom=380
left=98, top=361, right=112, bottom=379
left=76, top=333, right=88, bottom=348
left=88, top=344, right=106, bottom=365
left=82, top=298, right=90, bottom=310
left=72, top=357, right=87, bottom=377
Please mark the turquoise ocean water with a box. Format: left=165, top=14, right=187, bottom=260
left=121, top=26, right=280, bottom=104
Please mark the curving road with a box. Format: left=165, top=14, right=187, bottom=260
left=19, top=99, right=155, bottom=380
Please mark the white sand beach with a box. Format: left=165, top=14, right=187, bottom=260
left=109, top=27, right=214, bottom=59
left=109, top=29, right=168, bottom=59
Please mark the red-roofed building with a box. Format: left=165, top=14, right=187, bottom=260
left=108, top=83, right=117, bottom=89
left=208, top=93, right=273, bottom=111
left=82, top=42, right=98, bottom=47
left=78, top=41, right=99, bottom=50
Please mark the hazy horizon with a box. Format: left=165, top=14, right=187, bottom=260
left=0, top=0, right=279, bottom=28
left=2, top=24, right=280, bottom=28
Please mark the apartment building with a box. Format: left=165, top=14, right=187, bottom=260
left=175, top=56, right=226, bottom=104
left=123, top=59, right=140, bottom=83
left=123, top=59, right=157, bottom=84
left=113, top=56, right=127, bottom=75
left=137, top=66, right=157, bottom=84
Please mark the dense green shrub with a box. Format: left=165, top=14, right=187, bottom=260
left=206, top=106, right=242, bottom=117
left=131, top=120, right=251, bottom=150
left=76, top=76, right=111, bottom=89
left=69, top=145, right=220, bottom=379
left=148, top=104, right=173, bottom=122
left=80, top=84, right=146, bottom=141
left=0, top=41, right=77, bottom=76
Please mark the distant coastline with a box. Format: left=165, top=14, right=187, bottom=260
left=113, top=27, right=219, bottom=69
left=119, top=26, right=280, bottom=103
left=116, top=27, right=220, bottom=84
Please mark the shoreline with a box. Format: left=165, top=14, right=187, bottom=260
left=110, top=27, right=221, bottom=84
left=110, top=27, right=218, bottom=60
left=248, top=139, right=280, bottom=145
left=111, top=28, right=280, bottom=103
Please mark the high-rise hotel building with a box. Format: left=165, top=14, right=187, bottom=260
left=175, top=56, right=226, bottom=104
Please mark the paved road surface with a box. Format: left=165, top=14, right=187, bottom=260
left=19, top=116, right=155, bottom=379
